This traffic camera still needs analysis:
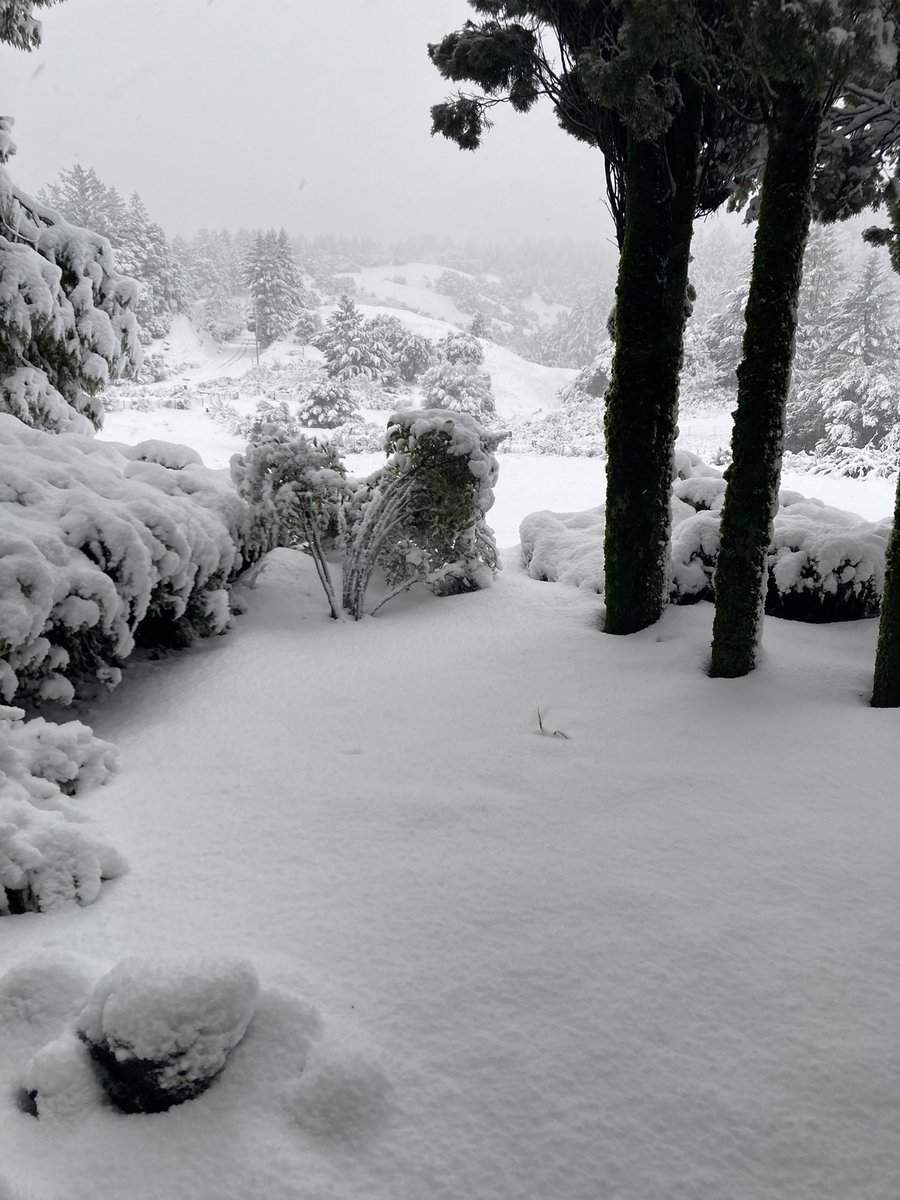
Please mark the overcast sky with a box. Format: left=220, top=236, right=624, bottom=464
left=0, top=0, right=616, bottom=246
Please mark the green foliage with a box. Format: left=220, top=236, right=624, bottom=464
left=0, top=0, right=61, bottom=50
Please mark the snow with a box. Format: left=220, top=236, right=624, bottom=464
left=1, top=545, right=897, bottom=1198
left=76, top=957, right=259, bottom=1084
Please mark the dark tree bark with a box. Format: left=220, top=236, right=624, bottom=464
left=603, top=79, right=704, bottom=635
left=709, top=84, right=820, bottom=678
left=871, top=468, right=900, bottom=706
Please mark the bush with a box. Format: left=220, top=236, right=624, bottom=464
left=342, top=410, right=503, bottom=617
left=521, top=452, right=891, bottom=622
left=234, top=399, right=302, bottom=442
left=0, top=415, right=251, bottom=706
left=1, top=704, right=124, bottom=916
left=420, top=360, right=497, bottom=426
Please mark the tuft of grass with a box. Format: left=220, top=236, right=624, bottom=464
left=537, top=709, right=569, bottom=740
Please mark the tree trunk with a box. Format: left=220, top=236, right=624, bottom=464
left=603, top=79, right=704, bottom=635
left=709, top=84, right=820, bottom=678
left=871, top=467, right=900, bottom=706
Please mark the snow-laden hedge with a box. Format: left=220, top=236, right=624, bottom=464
left=0, top=414, right=252, bottom=705
left=0, top=704, right=124, bottom=915
left=522, top=451, right=891, bottom=621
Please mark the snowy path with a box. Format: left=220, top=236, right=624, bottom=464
left=2, top=553, right=898, bottom=1200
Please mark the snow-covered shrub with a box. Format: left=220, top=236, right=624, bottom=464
left=783, top=445, right=899, bottom=480
left=0, top=120, right=142, bottom=434
left=295, top=307, right=323, bottom=346
left=439, top=330, right=484, bottom=367
left=325, top=419, right=388, bottom=454
left=234, top=398, right=302, bottom=442
left=0, top=704, right=124, bottom=916
left=296, top=379, right=359, bottom=429
left=206, top=396, right=240, bottom=428
left=420, top=360, right=497, bottom=425
left=507, top=396, right=604, bottom=456
left=231, top=436, right=348, bottom=617
left=138, top=352, right=170, bottom=384
left=521, top=453, right=891, bottom=621
left=74, top=957, right=259, bottom=1112
left=342, top=410, right=503, bottom=617
left=0, top=414, right=251, bottom=705
left=366, top=315, right=435, bottom=384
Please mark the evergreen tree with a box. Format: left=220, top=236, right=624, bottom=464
left=319, top=295, right=385, bottom=380
left=785, top=225, right=848, bottom=450
left=41, top=164, right=122, bottom=242
left=0, top=0, right=62, bottom=49
left=817, top=254, right=900, bottom=450
left=430, top=0, right=761, bottom=636
left=0, top=118, right=141, bottom=433
left=120, top=193, right=183, bottom=339
left=245, top=229, right=304, bottom=349
left=710, top=1, right=895, bottom=679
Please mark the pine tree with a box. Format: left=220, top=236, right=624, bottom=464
left=0, top=118, right=141, bottom=433
left=244, top=229, right=304, bottom=349
left=0, top=0, right=62, bottom=49
left=818, top=254, right=900, bottom=450
left=430, top=0, right=761, bottom=636
left=319, top=296, right=384, bottom=380
left=120, top=193, right=183, bottom=339
left=709, top=2, right=895, bottom=679
left=41, top=164, right=122, bottom=243
left=785, top=225, right=848, bottom=450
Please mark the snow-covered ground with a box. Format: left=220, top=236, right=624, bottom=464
left=4, top=318, right=897, bottom=1200
left=2, top=546, right=897, bottom=1200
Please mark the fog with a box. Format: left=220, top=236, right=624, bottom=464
left=0, top=0, right=616, bottom=244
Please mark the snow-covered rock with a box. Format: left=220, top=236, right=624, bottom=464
left=76, top=957, right=260, bottom=1113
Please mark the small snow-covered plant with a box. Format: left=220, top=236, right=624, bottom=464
left=325, top=419, right=388, bottom=454
left=0, top=704, right=125, bottom=916
left=341, top=409, right=503, bottom=619
left=296, top=379, right=358, bottom=428
left=231, top=435, right=348, bottom=618
left=234, top=398, right=301, bottom=442
left=420, top=360, right=497, bottom=425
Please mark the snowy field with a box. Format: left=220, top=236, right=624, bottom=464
left=2, top=547, right=897, bottom=1200
left=3, top=327, right=898, bottom=1200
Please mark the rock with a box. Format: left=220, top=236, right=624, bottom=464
left=76, top=956, right=259, bottom=1113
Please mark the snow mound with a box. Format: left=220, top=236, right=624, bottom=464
left=286, top=1045, right=394, bottom=1146
left=76, top=957, right=260, bottom=1112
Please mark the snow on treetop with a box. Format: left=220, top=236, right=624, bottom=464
left=388, top=407, right=506, bottom=458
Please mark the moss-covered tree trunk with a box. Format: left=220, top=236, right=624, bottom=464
left=871, top=469, right=900, bottom=706
left=709, top=85, right=820, bottom=678
left=603, top=80, right=703, bottom=635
